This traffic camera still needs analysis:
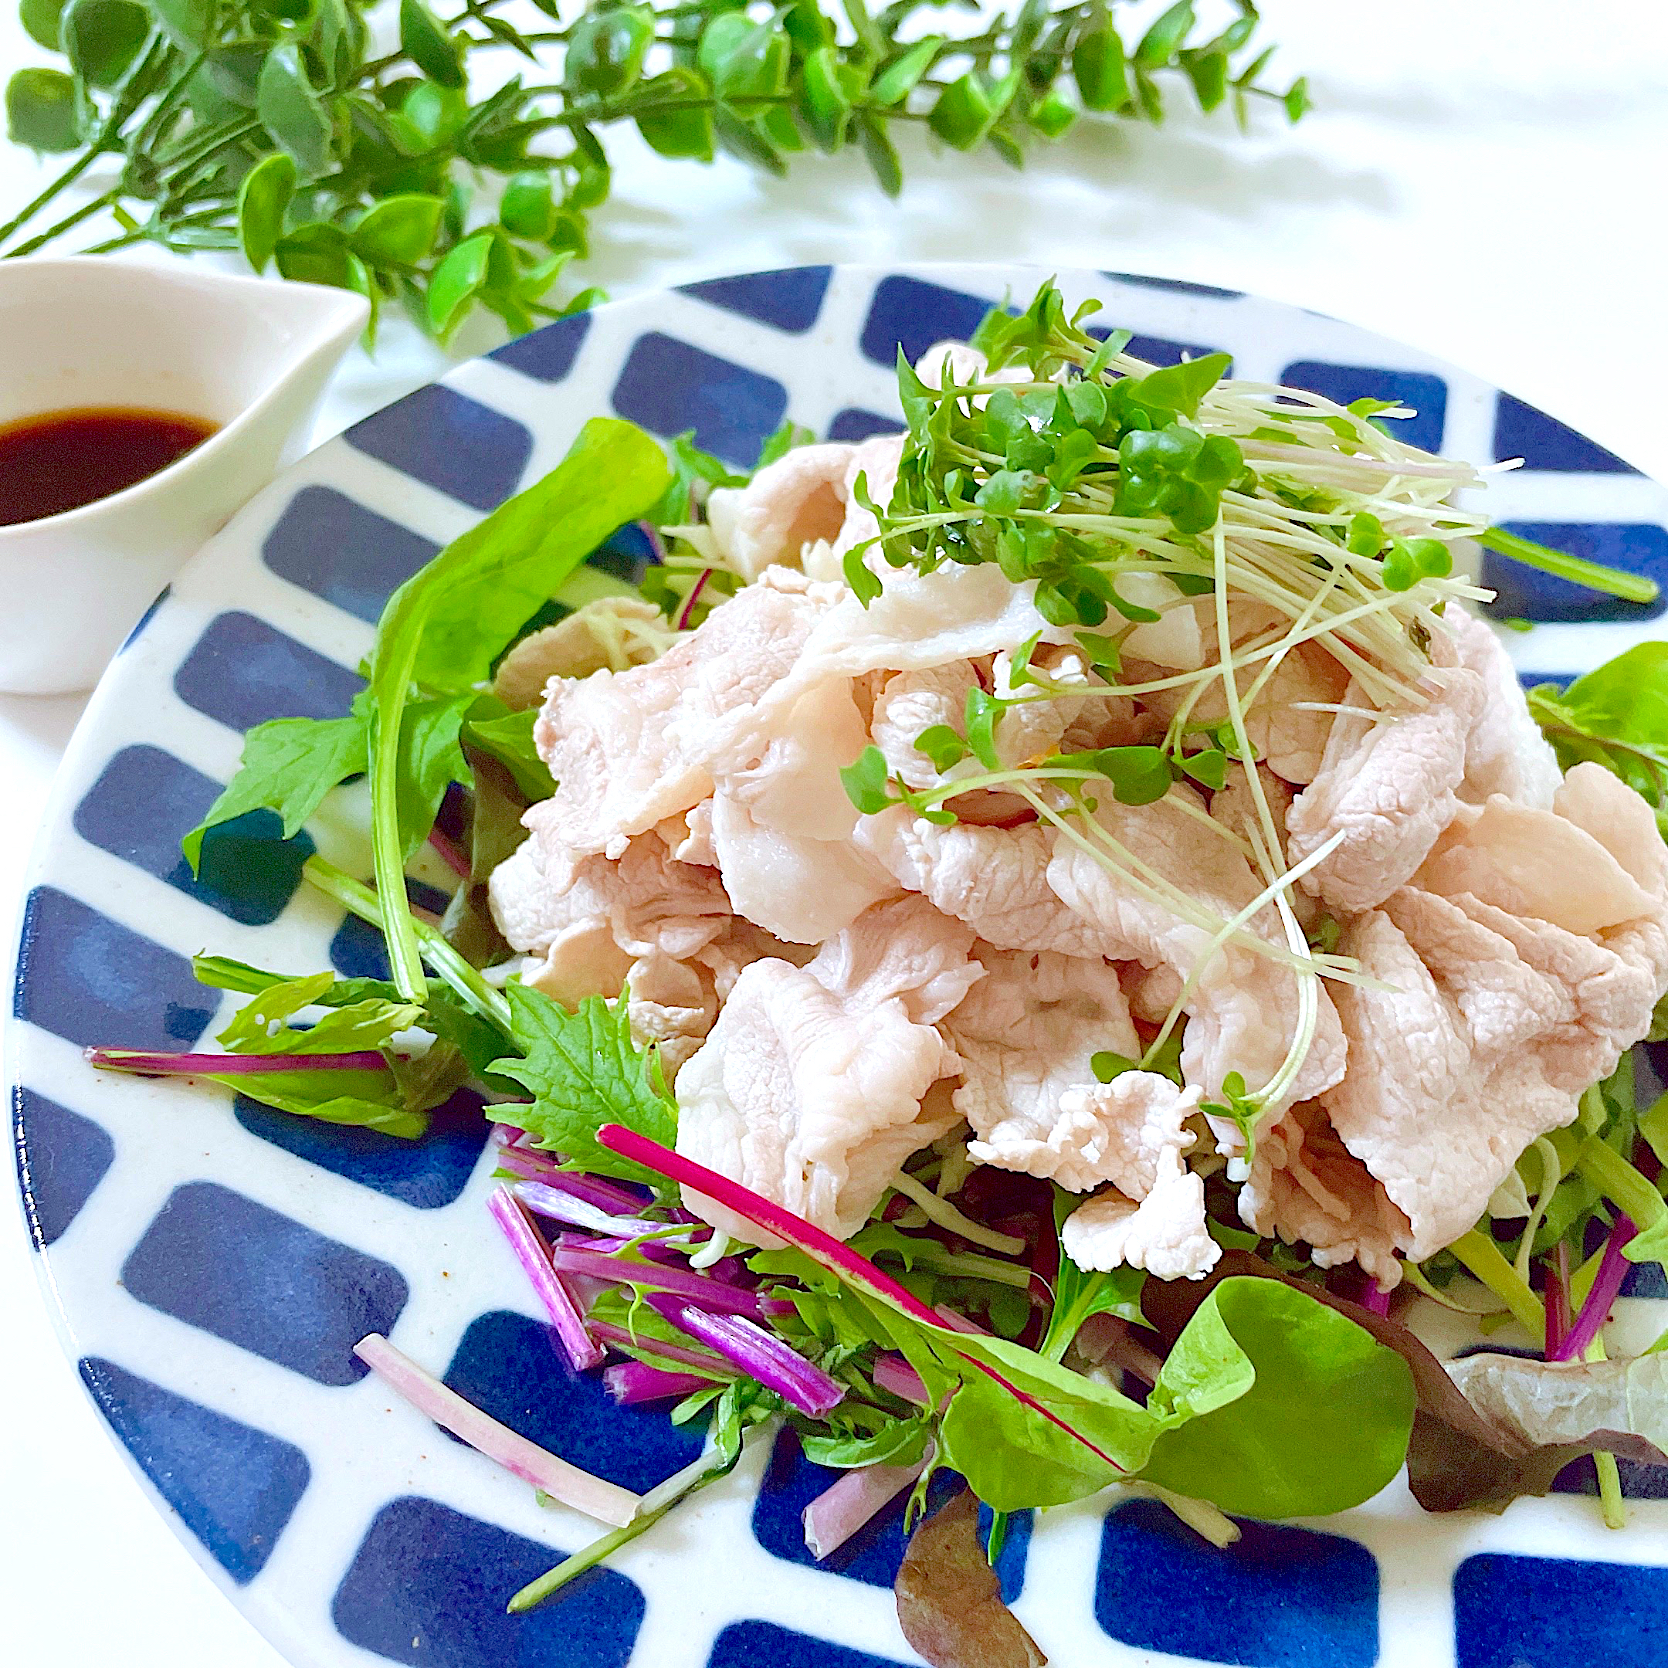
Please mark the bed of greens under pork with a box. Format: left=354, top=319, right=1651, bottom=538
left=89, top=284, right=1668, bottom=1654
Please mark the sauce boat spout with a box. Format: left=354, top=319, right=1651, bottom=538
left=0, top=257, right=368, bottom=694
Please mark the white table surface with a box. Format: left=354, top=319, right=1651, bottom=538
left=3, top=3, right=1668, bottom=1662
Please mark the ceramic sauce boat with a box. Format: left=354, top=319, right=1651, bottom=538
left=0, top=256, right=367, bottom=694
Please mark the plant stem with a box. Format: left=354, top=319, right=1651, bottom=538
left=301, top=855, right=511, bottom=1029
left=6, top=191, right=122, bottom=258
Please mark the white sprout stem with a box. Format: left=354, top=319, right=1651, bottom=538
left=1212, top=520, right=1287, bottom=884
left=1139, top=826, right=1350, bottom=1075
left=1016, top=783, right=1358, bottom=985
left=354, top=1334, right=640, bottom=1527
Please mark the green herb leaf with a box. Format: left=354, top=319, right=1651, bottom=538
left=840, top=744, right=895, bottom=814
left=464, top=707, right=556, bottom=800
left=393, top=418, right=671, bottom=692
left=489, top=985, right=678, bottom=1186
left=566, top=4, right=652, bottom=97
left=872, top=35, right=942, bottom=106
left=181, top=710, right=367, bottom=874
left=426, top=228, right=495, bottom=338
left=1134, top=0, right=1195, bottom=68
left=217, top=971, right=423, bottom=1058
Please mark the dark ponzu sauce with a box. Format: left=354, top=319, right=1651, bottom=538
left=0, top=406, right=218, bottom=527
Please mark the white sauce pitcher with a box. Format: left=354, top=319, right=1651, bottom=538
left=0, top=257, right=366, bottom=693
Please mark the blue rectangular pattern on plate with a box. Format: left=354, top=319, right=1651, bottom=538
left=80, top=1356, right=310, bottom=1584
left=681, top=265, right=832, bottom=333
left=121, top=1180, right=407, bottom=1385
left=1481, top=521, right=1668, bottom=622
left=1096, top=1499, right=1378, bottom=1668
left=611, top=333, right=787, bottom=466
left=233, top=1086, right=488, bottom=1210
left=74, top=744, right=312, bottom=926
left=263, top=485, right=439, bottom=624
left=1279, top=361, right=1448, bottom=453
left=827, top=408, right=903, bottom=443
left=344, top=384, right=533, bottom=511
left=174, top=611, right=363, bottom=731
left=332, top=1495, right=645, bottom=1667
left=13, top=886, right=215, bottom=1050
left=442, top=1310, right=706, bottom=1494
left=1454, top=1551, right=1668, bottom=1667
left=490, top=310, right=593, bottom=383
left=707, top=1621, right=909, bottom=1668
left=13, top=1086, right=114, bottom=1249
left=861, top=276, right=991, bottom=368
left=1494, top=393, right=1638, bottom=473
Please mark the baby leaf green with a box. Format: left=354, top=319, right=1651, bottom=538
left=1141, top=1277, right=1417, bottom=1516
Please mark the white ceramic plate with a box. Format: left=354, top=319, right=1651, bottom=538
left=14, top=264, right=1668, bottom=1668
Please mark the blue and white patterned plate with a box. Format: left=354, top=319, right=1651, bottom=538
left=12, top=264, right=1668, bottom=1668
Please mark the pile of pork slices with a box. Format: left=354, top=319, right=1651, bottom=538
left=488, top=401, right=1668, bottom=1288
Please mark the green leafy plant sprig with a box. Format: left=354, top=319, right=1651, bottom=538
left=3, top=0, right=1306, bottom=340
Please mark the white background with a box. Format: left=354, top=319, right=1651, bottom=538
left=2, top=3, right=1667, bottom=1663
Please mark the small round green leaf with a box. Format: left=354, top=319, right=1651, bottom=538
left=565, top=5, right=652, bottom=98
left=857, top=113, right=902, bottom=197
left=352, top=193, right=444, bottom=265
left=5, top=65, right=85, bottom=151
left=1133, top=0, right=1196, bottom=69
left=149, top=0, right=211, bottom=48
left=498, top=171, right=554, bottom=239
left=20, top=0, right=66, bottom=52
left=634, top=69, right=714, bottom=161
left=256, top=42, right=334, bottom=176
left=237, top=151, right=297, bottom=273
left=1072, top=27, right=1128, bottom=112
left=1028, top=88, right=1076, bottom=139
left=799, top=44, right=851, bottom=153
left=871, top=35, right=943, bottom=107
left=928, top=72, right=995, bottom=151
left=62, top=0, right=151, bottom=90
left=427, top=228, right=495, bottom=339
left=274, top=221, right=351, bottom=287
left=399, top=0, right=464, bottom=90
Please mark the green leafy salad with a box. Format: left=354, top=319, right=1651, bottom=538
left=90, top=281, right=1668, bottom=1664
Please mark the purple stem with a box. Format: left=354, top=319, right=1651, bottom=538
left=513, top=1178, right=685, bottom=1242
left=604, top=1361, right=719, bottom=1405
left=1554, top=1215, right=1638, bottom=1363
left=86, top=1046, right=390, bottom=1076
left=487, top=1188, right=602, bottom=1371
left=650, top=1297, right=844, bottom=1418
left=427, top=825, right=471, bottom=878
left=589, top=1320, right=734, bottom=1373
left=490, top=1135, right=653, bottom=1215
left=675, top=567, right=713, bottom=631
left=547, top=1243, right=764, bottom=1318
left=637, top=519, right=669, bottom=567
left=1362, top=1282, right=1391, bottom=1317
